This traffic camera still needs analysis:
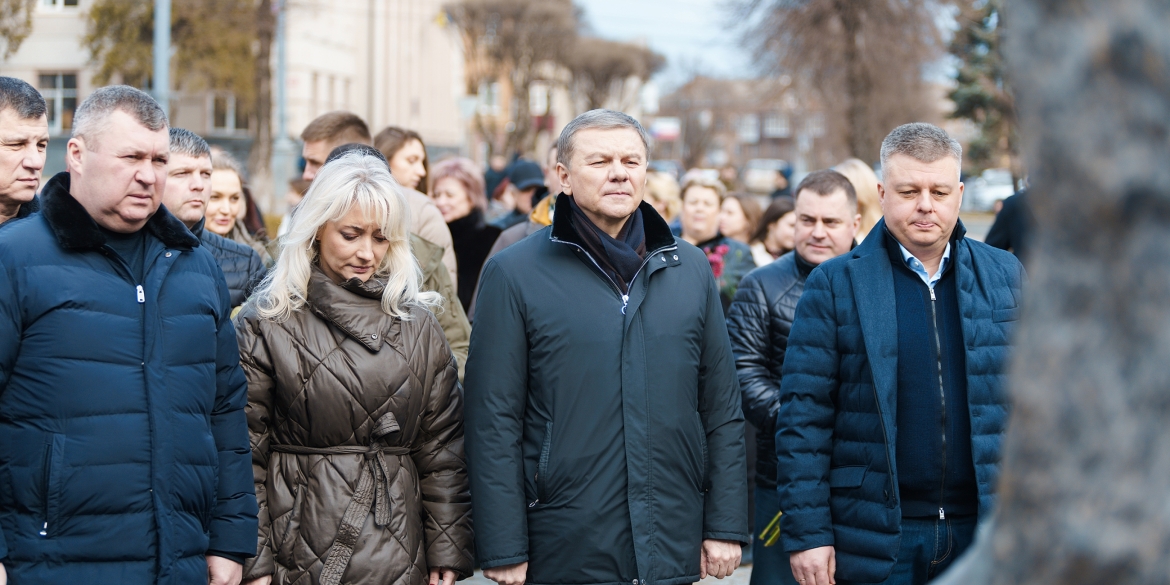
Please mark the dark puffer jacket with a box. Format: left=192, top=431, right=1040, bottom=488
left=466, top=200, right=748, bottom=585
left=0, top=172, right=257, bottom=584
left=193, top=218, right=266, bottom=308
left=777, top=220, right=1024, bottom=582
left=235, top=268, right=474, bottom=585
left=726, top=251, right=815, bottom=489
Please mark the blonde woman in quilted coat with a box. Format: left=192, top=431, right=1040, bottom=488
left=234, top=152, right=474, bottom=585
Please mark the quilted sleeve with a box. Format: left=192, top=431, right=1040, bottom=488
left=0, top=256, right=18, bottom=559
left=241, top=248, right=267, bottom=303
left=698, top=271, right=751, bottom=545
left=207, top=273, right=260, bottom=558
left=412, top=312, right=475, bottom=578
left=727, top=270, right=782, bottom=439
left=776, top=268, right=840, bottom=552
left=233, top=311, right=277, bottom=579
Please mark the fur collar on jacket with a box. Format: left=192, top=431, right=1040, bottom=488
left=39, top=171, right=200, bottom=251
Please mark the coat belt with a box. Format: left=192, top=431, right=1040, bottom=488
left=270, top=443, right=411, bottom=585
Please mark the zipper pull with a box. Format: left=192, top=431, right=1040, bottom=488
left=136, top=285, right=145, bottom=304
left=939, top=507, right=946, bottom=520
left=528, top=499, right=539, bottom=508
left=39, top=521, right=47, bottom=536
left=621, top=294, right=629, bottom=314
left=929, top=287, right=936, bottom=301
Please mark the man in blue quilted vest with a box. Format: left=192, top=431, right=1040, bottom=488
left=0, top=86, right=257, bottom=585
left=778, top=123, right=1025, bottom=585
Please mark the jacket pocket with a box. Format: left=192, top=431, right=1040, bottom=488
left=535, top=422, right=553, bottom=503
left=828, top=466, right=867, bottom=490
left=275, top=483, right=304, bottom=565
left=41, top=433, right=66, bottom=537
left=993, top=307, right=1019, bottom=322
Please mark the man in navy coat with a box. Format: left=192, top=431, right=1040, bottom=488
left=778, top=123, right=1025, bottom=585
left=0, top=86, right=256, bottom=585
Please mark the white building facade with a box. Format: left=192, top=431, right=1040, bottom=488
left=0, top=0, right=469, bottom=189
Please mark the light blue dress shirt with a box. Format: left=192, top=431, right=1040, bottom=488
left=898, top=242, right=951, bottom=289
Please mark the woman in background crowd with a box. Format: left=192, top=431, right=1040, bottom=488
left=208, top=146, right=273, bottom=265
left=720, top=193, right=767, bottom=265
left=751, top=196, right=797, bottom=264
left=374, top=126, right=429, bottom=194
left=429, top=157, right=502, bottom=313
left=834, top=158, right=882, bottom=241
left=236, top=152, right=473, bottom=585
left=644, top=171, right=682, bottom=226
left=679, top=176, right=756, bottom=313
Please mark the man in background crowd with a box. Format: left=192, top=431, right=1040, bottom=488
left=727, top=169, right=861, bottom=585
left=0, top=77, right=49, bottom=227
left=162, top=128, right=266, bottom=308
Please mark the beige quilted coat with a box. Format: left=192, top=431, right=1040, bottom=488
left=235, top=268, right=474, bottom=584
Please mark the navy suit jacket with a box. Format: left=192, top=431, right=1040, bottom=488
left=776, top=219, right=1025, bottom=583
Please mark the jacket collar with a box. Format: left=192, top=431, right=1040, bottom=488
left=306, top=266, right=394, bottom=352
left=39, top=171, right=200, bottom=251
left=793, top=250, right=817, bottom=276
left=14, top=194, right=41, bottom=220
left=550, top=196, right=676, bottom=254
left=848, top=217, right=967, bottom=261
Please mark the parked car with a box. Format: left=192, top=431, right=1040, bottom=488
left=742, top=159, right=790, bottom=194
left=649, top=160, right=685, bottom=180
left=964, top=168, right=1016, bottom=212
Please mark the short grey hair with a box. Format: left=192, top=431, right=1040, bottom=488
left=879, top=123, right=962, bottom=176
left=0, top=77, right=47, bottom=120
left=72, top=85, right=168, bottom=147
left=556, top=109, right=651, bottom=168
left=169, top=127, right=210, bottom=159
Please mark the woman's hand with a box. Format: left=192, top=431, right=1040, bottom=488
left=429, top=567, right=458, bottom=585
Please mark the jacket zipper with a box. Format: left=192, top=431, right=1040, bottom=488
left=550, top=236, right=678, bottom=313
left=929, top=286, right=947, bottom=520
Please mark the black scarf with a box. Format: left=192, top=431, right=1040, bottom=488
left=567, top=196, right=647, bottom=294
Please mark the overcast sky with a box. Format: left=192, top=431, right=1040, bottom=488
left=577, top=0, right=757, bottom=90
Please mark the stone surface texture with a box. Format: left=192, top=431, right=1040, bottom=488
left=940, top=1, right=1170, bottom=584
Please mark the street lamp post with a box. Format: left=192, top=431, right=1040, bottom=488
left=152, top=0, right=170, bottom=109
left=270, top=0, right=297, bottom=219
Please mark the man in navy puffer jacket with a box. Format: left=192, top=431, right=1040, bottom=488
left=779, top=123, right=1025, bottom=585
left=0, top=86, right=257, bottom=584
left=162, top=128, right=266, bottom=309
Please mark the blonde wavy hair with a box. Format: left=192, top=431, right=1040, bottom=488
left=250, top=152, right=440, bottom=321
left=833, top=158, right=882, bottom=240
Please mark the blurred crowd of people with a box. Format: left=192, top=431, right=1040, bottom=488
left=0, top=75, right=1025, bottom=585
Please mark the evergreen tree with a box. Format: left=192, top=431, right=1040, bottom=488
left=948, top=0, right=1019, bottom=176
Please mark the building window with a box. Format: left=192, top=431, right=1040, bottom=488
left=737, top=114, right=760, bottom=144
left=209, top=93, right=249, bottom=135
left=806, top=113, right=825, bottom=138
left=39, top=73, right=78, bottom=134
left=41, top=0, right=80, bottom=10
left=763, top=112, right=791, bottom=138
